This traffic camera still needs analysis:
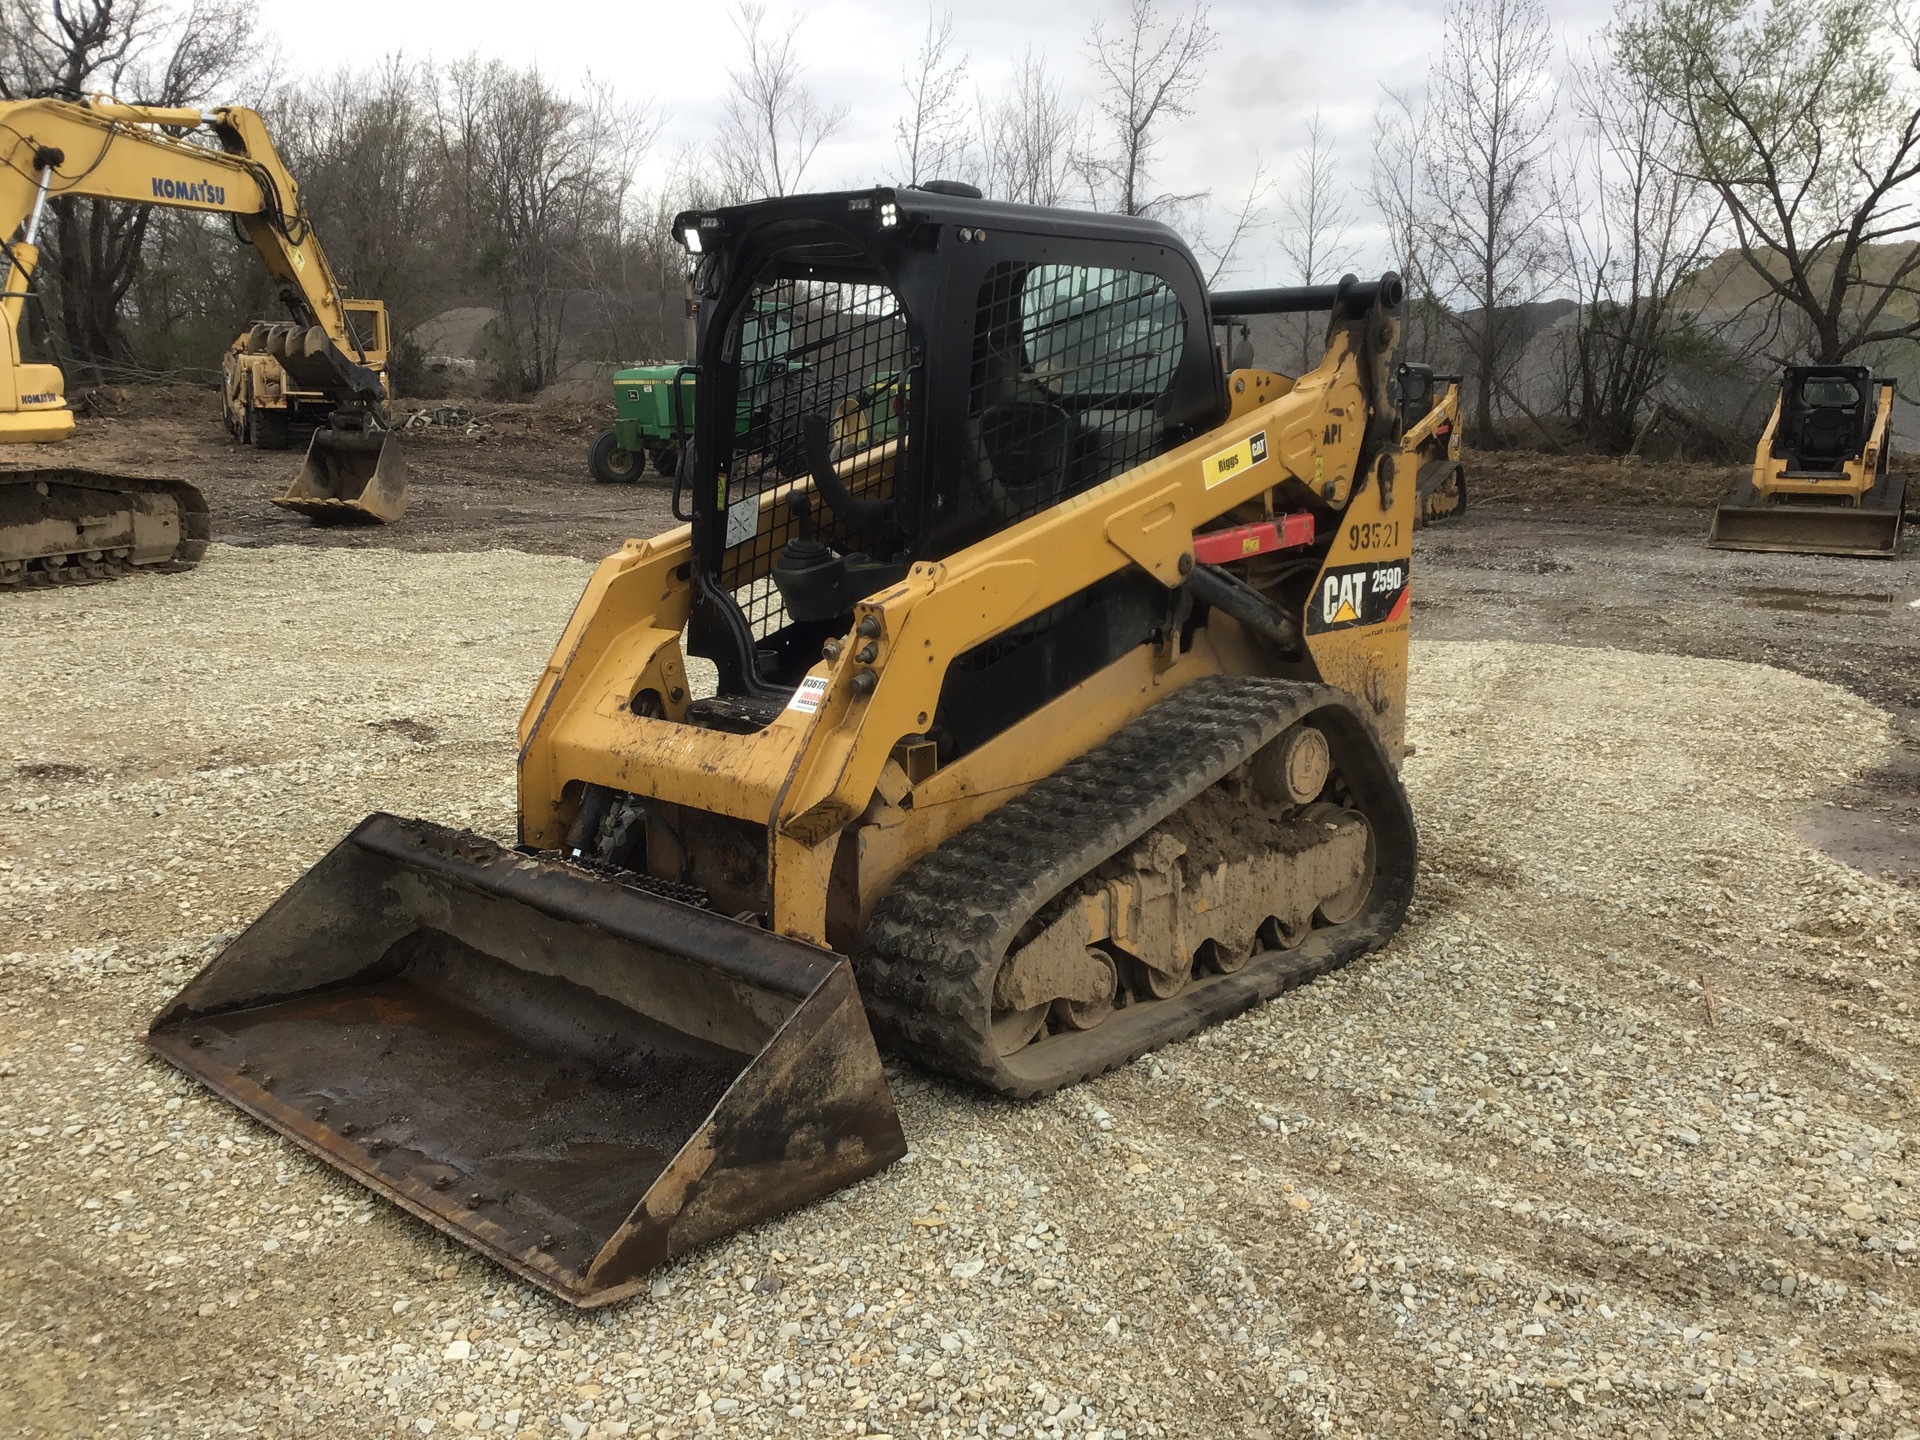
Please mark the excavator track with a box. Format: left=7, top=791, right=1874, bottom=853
left=857, top=675, right=1418, bottom=1098
left=1, top=468, right=210, bottom=588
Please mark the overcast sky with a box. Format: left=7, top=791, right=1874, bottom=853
left=257, top=0, right=1609, bottom=284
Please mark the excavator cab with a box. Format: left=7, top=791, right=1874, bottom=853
left=1708, top=366, right=1906, bottom=557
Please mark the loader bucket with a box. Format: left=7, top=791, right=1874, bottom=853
left=146, top=815, right=907, bottom=1307
left=1707, top=474, right=1907, bottom=558
left=273, top=425, right=408, bottom=524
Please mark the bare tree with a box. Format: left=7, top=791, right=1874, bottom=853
left=1369, top=86, right=1448, bottom=364
left=1083, top=0, right=1217, bottom=217
left=713, top=2, right=848, bottom=202
left=1194, top=160, right=1273, bottom=286
left=895, top=8, right=972, bottom=186
left=1424, top=0, right=1559, bottom=444
left=1555, top=29, right=1721, bottom=452
left=436, top=58, right=660, bottom=392
left=1277, top=111, right=1356, bottom=367
left=1619, top=0, right=1920, bottom=367
left=267, top=59, right=443, bottom=328
left=978, top=49, right=1083, bottom=206
left=0, top=0, right=257, bottom=373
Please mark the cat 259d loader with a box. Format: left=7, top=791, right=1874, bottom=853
left=149, top=186, right=1419, bottom=1307
left=1708, top=365, right=1906, bottom=557
left=0, top=95, right=404, bottom=588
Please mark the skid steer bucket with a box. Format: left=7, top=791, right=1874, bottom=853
left=1707, top=474, right=1907, bottom=558
left=146, top=815, right=907, bottom=1307
left=274, top=424, right=408, bottom=524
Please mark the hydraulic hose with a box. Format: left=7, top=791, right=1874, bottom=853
left=1185, top=563, right=1303, bottom=656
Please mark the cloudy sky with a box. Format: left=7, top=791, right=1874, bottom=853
left=259, top=0, right=1607, bottom=284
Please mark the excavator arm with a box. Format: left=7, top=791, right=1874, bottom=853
left=0, top=95, right=406, bottom=524
left=1, top=96, right=382, bottom=384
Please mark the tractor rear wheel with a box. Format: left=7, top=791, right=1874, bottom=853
left=589, top=429, right=641, bottom=483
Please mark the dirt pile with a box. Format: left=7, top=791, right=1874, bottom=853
left=1468, top=451, right=1744, bottom=512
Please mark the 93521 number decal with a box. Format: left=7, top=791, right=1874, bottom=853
left=1347, top=520, right=1402, bottom=551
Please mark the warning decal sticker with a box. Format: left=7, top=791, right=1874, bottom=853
left=1203, top=429, right=1269, bottom=488
left=724, top=494, right=760, bottom=550
left=1305, top=560, right=1411, bottom=635
left=786, top=675, right=831, bottom=714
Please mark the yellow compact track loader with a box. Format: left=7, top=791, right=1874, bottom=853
left=149, top=187, right=1419, bottom=1306
left=0, top=96, right=403, bottom=588
left=1396, top=362, right=1466, bottom=527
left=1708, top=366, right=1906, bottom=558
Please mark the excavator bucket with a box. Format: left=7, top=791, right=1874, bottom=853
left=146, top=815, right=907, bottom=1307
left=274, top=424, right=407, bottom=524
left=1707, top=473, right=1907, bottom=558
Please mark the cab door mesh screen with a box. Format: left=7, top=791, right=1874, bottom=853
left=716, top=278, right=910, bottom=640
left=968, top=263, right=1185, bottom=526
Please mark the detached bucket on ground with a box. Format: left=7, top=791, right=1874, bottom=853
left=147, top=815, right=906, bottom=1307
left=274, top=425, right=408, bottom=523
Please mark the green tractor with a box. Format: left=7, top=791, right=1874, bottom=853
left=589, top=302, right=907, bottom=485
left=589, top=366, right=695, bottom=483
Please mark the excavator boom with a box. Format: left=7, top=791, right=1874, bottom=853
left=0, top=94, right=404, bottom=584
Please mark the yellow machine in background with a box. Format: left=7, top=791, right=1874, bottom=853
left=1708, top=365, right=1906, bottom=557
left=1396, top=362, right=1466, bottom=526
left=149, top=189, right=1418, bottom=1306
left=0, top=95, right=405, bottom=587
left=223, top=299, right=391, bottom=449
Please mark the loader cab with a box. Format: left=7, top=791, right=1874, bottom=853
left=1395, top=363, right=1435, bottom=435
left=1774, top=366, right=1872, bottom=474
left=672, top=187, right=1226, bottom=702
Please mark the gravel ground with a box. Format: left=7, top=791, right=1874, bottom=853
left=4, top=545, right=1920, bottom=1440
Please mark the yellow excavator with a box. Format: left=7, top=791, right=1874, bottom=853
left=0, top=95, right=404, bottom=588
left=148, top=186, right=1418, bottom=1306
left=1396, top=362, right=1466, bottom=526
left=1708, top=366, right=1906, bottom=557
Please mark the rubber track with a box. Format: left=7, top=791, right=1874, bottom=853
left=857, top=674, right=1417, bottom=1099
left=0, top=471, right=210, bottom=590
left=1413, top=457, right=1465, bottom=527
